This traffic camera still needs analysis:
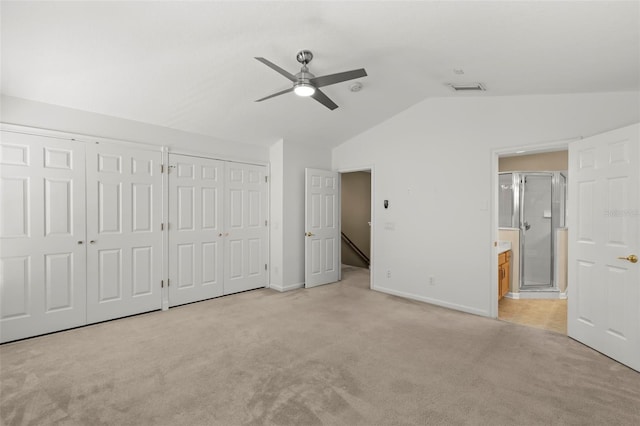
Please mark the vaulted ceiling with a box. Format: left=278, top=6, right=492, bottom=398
left=2, top=1, right=639, bottom=148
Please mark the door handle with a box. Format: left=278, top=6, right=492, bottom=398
left=77, top=241, right=84, bottom=245
left=305, top=232, right=315, bottom=237
left=89, top=240, right=96, bottom=244
left=617, top=254, right=638, bottom=264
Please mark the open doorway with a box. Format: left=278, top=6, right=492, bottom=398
left=340, top=170, right=372, bottom=288
left=496, top=150, right=569, bottom=334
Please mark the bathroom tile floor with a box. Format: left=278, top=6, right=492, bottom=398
left=498, top=298, right=567, bottom=334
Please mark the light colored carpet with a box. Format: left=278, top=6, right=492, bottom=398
left=1, top=267, right=639, bottom=425
left=499, top=298, right=568, bottom=334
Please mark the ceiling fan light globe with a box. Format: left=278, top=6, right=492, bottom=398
left=294, top=84, right=315, bottom=97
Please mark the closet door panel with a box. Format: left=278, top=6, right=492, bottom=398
left=86, top=142, right=162, bottom=324
left=168, top=154, right=224, bottom=306
left=0, top=132, right=86, bottom=343
left=223, top=163, right=268, bottom=295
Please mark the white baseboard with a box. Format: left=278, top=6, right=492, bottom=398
left=506, top=291, right=566, bottom=300
left=269, top=282, right=304, bottom=292
left=518, top=290, right=562, bottom=300
left=372, top=285, right=489, bottom=317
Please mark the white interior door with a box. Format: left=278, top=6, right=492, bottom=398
left=568, top=123, right=639, bottom=372
left=0, top=132, right=86, bottom=343
left=305, top=168, right=340, bottom=288
left=168, top=154, right=224, bottom=306
left=86, top=142, right=162, bottom=324
left=223, top=162, right=268, bottom=295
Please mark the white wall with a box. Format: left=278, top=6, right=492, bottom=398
left=332, top=92, right=640, bottom=316
left=283, top=140, right=332, bottom=289
left=1, top=95, right=269, bottom=162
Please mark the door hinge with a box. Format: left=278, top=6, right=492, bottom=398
left=265, top=176, right=268, bottom=183
left=161, top=223, right=164, bottom=231
left=265, top=264, right=267, bottom=270
left=167, top=279, right=170, bottom=287
left=265, top=220, right=268, bottom=226
left=161, top=164, right=164, bottom=173
left=161, top=280, right=164, bottom=288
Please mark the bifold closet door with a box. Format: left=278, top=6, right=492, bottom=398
left=224, top=163, right=268, bottom=295
left=168, top=154, right=224, bottom=307
left=85, top=142, right=162, bottom=324
left=0, top=132, right=86, bottom=343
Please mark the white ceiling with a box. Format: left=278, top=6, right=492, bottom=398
left=2, top=1, right=639, bottom=148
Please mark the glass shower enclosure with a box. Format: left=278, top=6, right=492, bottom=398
left=499, top=172, right=567, bottom=290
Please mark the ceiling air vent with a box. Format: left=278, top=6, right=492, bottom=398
left=447, top=83, right=486, bottom=92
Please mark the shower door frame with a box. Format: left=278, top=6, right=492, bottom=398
left=500, top=171, right=567, bottom=291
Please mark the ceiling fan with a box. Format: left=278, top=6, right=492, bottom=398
left=254, top=50, right=367, bottom=111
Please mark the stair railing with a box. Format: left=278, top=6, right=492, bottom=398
left=341, top=232, right=370, bottom=266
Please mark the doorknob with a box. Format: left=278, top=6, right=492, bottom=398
left=305, top=232, right=315, bottom=237
left=617, top=254, right=638, bottom=264
left=89, top=240, right=96, bottom=244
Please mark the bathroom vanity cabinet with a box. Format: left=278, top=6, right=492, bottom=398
left=498, top=250, right=511, bottom=299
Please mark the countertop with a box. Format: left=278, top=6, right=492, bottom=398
left=498, top=241, right=512, bottom=254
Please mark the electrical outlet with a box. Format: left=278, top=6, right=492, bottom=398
left=387, top=270, right=391, bottom=278
left=429, top=275, right=435, bottom=285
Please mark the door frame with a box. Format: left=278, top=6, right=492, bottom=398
left=338, top=165, right=375, bottom=290
left=490, top=139, right=579, bottom=318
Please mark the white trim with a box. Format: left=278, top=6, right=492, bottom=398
left=337, top=165, right=374, bottom=174
left=269, top=282, right=304, bottom=292
left=373, top=285, right=489, bottom=317
left=166, top=148, right=268, bottom=167
left=161, top=147, right=170, bottom=311
left=506, top=290, right=567, bottom=300
left=0, top=124, right=268, bottom=166
left=0, top=123, right=163, bottom=152
left=517, top=290, right=562, bottom=300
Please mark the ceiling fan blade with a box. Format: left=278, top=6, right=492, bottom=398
left=310, top=68, right=367, bottom=88
left=311, top=89, right=338, bottom=110
left=255, top=87, right=294, bottom=102
left=255, top=57, right=297, bottom=82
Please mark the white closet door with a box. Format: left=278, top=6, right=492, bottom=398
left=85, top=142, right=162, bottom=324
left=168, top=154, right=224, bottom=306
left=0, top=132, right=86, bottom=343
left=224, top=163, right=268, bottom=295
